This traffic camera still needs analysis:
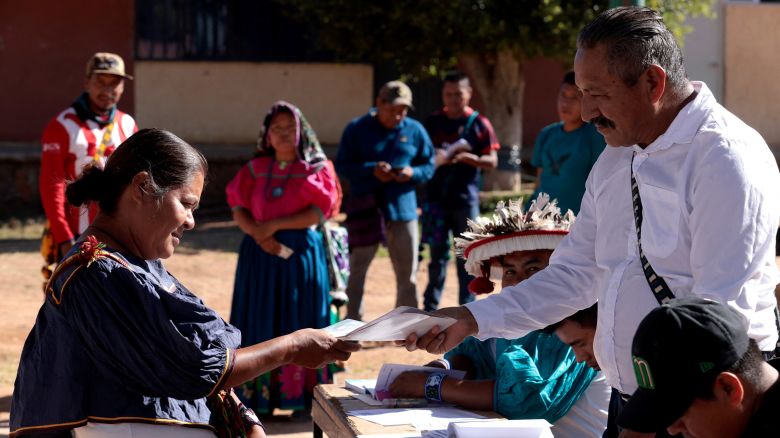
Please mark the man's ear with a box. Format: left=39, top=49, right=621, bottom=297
left=643, top=64, right=667, bottom=104
left=714, top=372, right=745, bottom=407
left=129, top=171, right=151, bottom=205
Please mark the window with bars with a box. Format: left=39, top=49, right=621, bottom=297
left=134, top=0, right=333, bottom=61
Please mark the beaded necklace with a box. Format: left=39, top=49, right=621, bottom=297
left=264, top=158, right=294, bottom=201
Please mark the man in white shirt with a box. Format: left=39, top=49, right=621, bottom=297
left=406, top=6, right=780, bottom=437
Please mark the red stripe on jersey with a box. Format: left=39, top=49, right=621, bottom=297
left=82, top=124, right=97, bottom=159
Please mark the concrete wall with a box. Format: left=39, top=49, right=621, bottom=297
left=682, top=7, right=723, bottom=102
left=724, top=3, right=780, bottom=149
left=0, top=0, right=135, bottom=142
left=134, top=62, right=373, bottom=145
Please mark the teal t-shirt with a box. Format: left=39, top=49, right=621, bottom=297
left=530, top=122, right=606, bottom=214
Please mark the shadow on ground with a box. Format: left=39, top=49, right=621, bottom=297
left=0, top=239, right=38, bottom=253
left=262, top=413, right=317, bottom=435
left=0, top=217, right=244, bottom=256
left=176, top=219, right=244, bottom=255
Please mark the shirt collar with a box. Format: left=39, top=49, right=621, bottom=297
left=633, top=81, right=713, bottom=154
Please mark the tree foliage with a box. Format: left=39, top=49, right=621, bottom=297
left=283, top=0, right=716, bottom=79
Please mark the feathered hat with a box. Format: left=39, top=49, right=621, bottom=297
left=455, top=193, right=575, bottom=294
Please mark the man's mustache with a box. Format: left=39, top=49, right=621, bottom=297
left=590, top=116, right=615, bottom=129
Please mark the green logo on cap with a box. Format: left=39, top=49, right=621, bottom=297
left=700, top=361, right=714, bottom=373
left=633, top=356, right=655, bottom=390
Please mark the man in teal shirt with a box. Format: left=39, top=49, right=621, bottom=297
left=336, top=81, right=434, bottom=320
left=531, top=72, right=606, bottom=214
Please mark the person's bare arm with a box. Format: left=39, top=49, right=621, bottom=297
left=224, top=328, right=360, bottom=388
left=389, top=372, right=494, bottom=411
left=233, top=206, right=320, bottom=246
left=452, top=149, right=498, bottom=170
left=267, top=206, right=322, bottom=232
left=232, top=207, right=260, bottom=238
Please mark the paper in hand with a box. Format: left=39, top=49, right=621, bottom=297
left=277, top=244, right=294, bottom=259
left=322, top=306, right=456, bottom=342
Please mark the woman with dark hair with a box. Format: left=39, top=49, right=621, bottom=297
left=10, top=128, right=358, bottom=438
left=226, top=101, right=340, bottom=415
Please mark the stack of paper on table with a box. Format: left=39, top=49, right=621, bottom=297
left=447, top=419, right=552, bottom=437
left=323, top=306, right=456, bottom=341
left=345, top=379, right=377, bottom=398
left=347, top=407, right=487, bottom=429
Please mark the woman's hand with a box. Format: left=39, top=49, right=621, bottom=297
left=252, top=220, right=278, bottom=244
left=227, top=391, right=266, bottom=438
left=286, top=328, right=361, bottom=368
left=258, top=237, right=281, bottom=255
left=248, top=425, right=266, bottom=438
left=389, top=371, right=428, bottom=398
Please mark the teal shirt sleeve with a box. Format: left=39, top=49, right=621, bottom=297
left=444, top=336, right=498, bottom=381
left=492, top=331, right=597, bottom=423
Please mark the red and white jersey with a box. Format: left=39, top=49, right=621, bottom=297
left=39, top=107, right=138, bottom=245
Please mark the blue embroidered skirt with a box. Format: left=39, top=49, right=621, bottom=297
left=230, top=228, right=331, bottom=413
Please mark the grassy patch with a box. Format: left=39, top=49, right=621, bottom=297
left=478, top=189, right=534, bottom=214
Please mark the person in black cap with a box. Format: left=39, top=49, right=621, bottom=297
left=619, top=297, right=780, bottom=437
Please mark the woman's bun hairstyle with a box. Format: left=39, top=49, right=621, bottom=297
left=65, top=163, right=107, bottom=207
left=64, top=128, right=207, bottom=214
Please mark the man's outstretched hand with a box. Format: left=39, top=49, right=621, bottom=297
left=404, top=306, right=479, bottom=354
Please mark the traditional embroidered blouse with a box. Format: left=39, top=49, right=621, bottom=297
left=226, top=156, right=338, bottom=222
left=10, top=244, right=240, bottom=437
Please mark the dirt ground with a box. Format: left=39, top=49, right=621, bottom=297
left=0, top=220, right=460, bottom=437
left=3, top=221, right=778, bottom=437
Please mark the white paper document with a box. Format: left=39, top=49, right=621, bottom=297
left=419, top=419, right=552, bottom=438
left=345, top=378, right=378, bottom=397
left=347, top=407, right=487, bottom=427
left=323, top=306, right=456, bottom=341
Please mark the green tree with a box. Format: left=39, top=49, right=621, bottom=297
left=285, top=0, right=715, bottom=148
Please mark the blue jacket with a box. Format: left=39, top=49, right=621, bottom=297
left=336, top=111, right=434, bottom=221
left=11, top=246, right=240, bottom=437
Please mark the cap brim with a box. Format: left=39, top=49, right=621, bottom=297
left=388, top=99, right=414, bottom=110
left=91, top=70, right=133, bottom=80
left=617, top=388, right=693, bottom=433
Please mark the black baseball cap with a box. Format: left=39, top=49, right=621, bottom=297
left=617, top=297, right=750, bottom=432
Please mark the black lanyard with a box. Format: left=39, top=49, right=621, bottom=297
left=630, top=152, right=675, bottom=305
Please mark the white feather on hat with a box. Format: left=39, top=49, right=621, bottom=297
left=455, top=193, right=575, bottom=278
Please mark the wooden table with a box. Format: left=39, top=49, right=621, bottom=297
left=311, top=384, right=503, bottom=438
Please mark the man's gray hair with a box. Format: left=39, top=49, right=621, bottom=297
left=578, top=7, right=688, bottom=95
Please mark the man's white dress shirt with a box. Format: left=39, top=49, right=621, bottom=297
left=466, top=82, right=780, bottom=394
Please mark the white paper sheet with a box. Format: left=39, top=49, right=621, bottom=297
left=323, top=306, right=456, bottom=341
left=351, top=393, right=383, bottom=406
left=323, top=319, right=366, bottom=337
left=347, top=407, right=487, bottom=427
